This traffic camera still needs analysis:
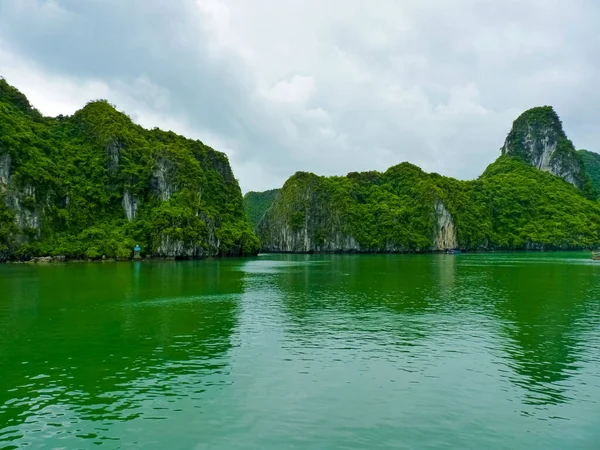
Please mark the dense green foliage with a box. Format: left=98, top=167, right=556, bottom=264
left=260, top=105, right=600, bottom=253
left=0, top=78, right=258, bottom=260
left=243, top=189, right=280, bottom=229
left=501, top=106, right=596, bottom=198
left=475, top=157, right=600, bottom=248
left=259, top=157, right=600, bottom=252
left=578, top=150, right=600, bottom=194
left=261, top=165, right=441, bottom=251
left=4, top=82, right=597, bottom=258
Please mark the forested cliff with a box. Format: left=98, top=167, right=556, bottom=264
left=0, top=79, right=259, bottom=261
left=578, top=150, right=600, bottom=194
left=257, top=107, right=600, bottom=253
left=243, top=189, right=280, bottom=229
left=3, top=80, right=598, bottom=259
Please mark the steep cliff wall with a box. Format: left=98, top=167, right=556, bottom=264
left=0, top=79, right=258, bottom=260
left=501, top=106, right=595, bottom=197
left=243, top=189, right=280, bottom=229
left=258, top=108, right=600, bottom=253
left=258, top=166, right=464, bottom=253
left=433, top=200, right=457, bottom=250
left=258, top=174, right=361, bottom=252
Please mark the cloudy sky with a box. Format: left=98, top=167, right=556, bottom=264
left=0, top=0, right=598, bottom=192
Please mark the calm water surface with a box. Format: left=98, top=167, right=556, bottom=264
left=0, top=253, right=599, bottom=449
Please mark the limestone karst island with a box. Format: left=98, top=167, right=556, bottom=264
left=3, top=79, right=599, bottom=261
left=0, top=79, right=259, bottom=261
left=251, top=106, right=600, bottom=253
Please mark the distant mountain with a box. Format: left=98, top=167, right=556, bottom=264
left=0, top=78, right=259, bottom=261
left=243, top=189, right=280, bottom=229
left=578, top=150, right=600, bottom=194
left=257, top=107, right=600, bottom=253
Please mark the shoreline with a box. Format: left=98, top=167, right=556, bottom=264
left=2, top=248, right=595, bottom=264
left=1, top=255, right=251, bottom=264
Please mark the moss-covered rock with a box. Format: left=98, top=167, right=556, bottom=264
left=0, top=78, right=259, bottom=260
left=258, top=109, right=600, bottom=253
left=243, top=189, right=280, bottom=229
left=501, top=106, right=595, bottom=198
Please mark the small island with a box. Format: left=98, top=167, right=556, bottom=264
left=0, top=79, right=259, bottom=262
left=249, top=107, right=600, bottom=253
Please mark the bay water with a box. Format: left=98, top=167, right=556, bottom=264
left=1, top=253, right=599, bottom=449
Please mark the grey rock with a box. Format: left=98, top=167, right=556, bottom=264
left=0, top=152, right=11, bottom=188
left=4, top=184, right=41, bottom=235
left=106, top=140, right=121, bottom=175
left=122, top=189, right=139, bottom=221
left=433, top=200, right=457, bottom=251
left=152, top=159, right=174, bottom=201
left=501, top=108, right=587, bottom=190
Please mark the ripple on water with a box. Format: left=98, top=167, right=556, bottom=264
left=1, top=253, right=600, bottom=449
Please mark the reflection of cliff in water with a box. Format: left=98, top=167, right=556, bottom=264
left=273, top=254, right=456, bottom=313
left=0, top=261, right=244, bottom=428
left=262, top=254, right=458, bottom=348
left=255, top=253, right=600, bottom=407
left=485, top=256, right=600, bottom=405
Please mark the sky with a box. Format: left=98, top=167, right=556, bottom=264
left=0, top=0, right=599, bottom=193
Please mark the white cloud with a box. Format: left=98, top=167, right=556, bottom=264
left=0, top=0, right=598, bottom=193
left=0, top=43, right=109, bottom=116
left=262, top=76, right=316, bottom=104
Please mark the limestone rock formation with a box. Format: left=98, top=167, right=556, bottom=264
left=501, top=106, right=592, bottom=193
left=433, top=200, right=457, bottom=251
left=256, top=108, right=600, bottom=253
left=0, top=78, right=258, bottom=261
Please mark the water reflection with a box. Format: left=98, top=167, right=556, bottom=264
left=1, top=254, right=599, bottom=449
left=0, top=260, right=244, bottom=445
left=270, top=255, right=448, bottom=350
left=478, top=255, right=600, bottom=405
left=258, top=253, right=600, bottom=407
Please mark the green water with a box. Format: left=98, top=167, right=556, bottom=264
left=0, top=253, right=599, bottom=449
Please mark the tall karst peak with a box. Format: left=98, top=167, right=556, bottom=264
left=501, top=106, right=590, bottom=192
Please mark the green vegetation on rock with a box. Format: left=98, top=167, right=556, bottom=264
left=501, top=106, right=595, bottom=198
left=578, top=150, right=600, bottom=194
left=259, top=108, right=600, bottom=253
left=243, top=189, right=280, bottom=229
left=0, top=78, right=259, bottom=261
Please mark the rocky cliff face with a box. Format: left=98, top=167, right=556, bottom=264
left=433, top=200, right=457, bottom=250
left=259, top=196, right=457, bottom=253
left=257, top=107, right=600, bottom=254
left=258, top=180, right=361, bottom=252
left=0, top=153, right=10, bottom=186
left=0, top=79, right=258, bottom=260
left=501, top=106, right=591, bottom=193
left=257, top=168, right=460, bottom=253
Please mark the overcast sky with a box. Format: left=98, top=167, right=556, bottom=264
left=1, top=0, right=598, bottom=192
